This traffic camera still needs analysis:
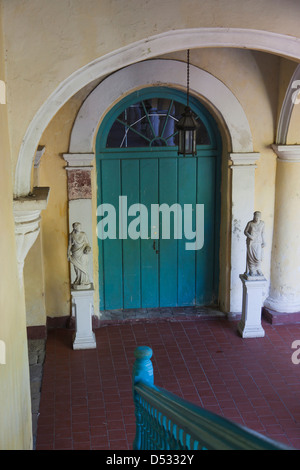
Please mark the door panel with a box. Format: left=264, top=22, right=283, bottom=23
left=140, top=159, right=159, bottom=307
left=96, top=87, right=221, bottom=312
left=121, top=160, right=141, bottom=308
left=99, top=159, right=123, bottom=310
left=159, top=158, right=178, bottom=307
left=196, top=157, right=216, bottom=304
left=98, top=154, right=218, bottom=310
left=178, top=158, right=197, bottom=306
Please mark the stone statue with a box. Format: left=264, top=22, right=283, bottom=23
left=244, top=211, right=265, bottom=278
left=68, top=222, right=91, bottom=289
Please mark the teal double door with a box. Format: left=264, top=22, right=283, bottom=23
left=96, top=88, right=221, bottom=311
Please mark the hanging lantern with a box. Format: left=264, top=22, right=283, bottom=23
left=176, top=50, right=199, bottom=156
left=176, top=106, right=199, bottom=156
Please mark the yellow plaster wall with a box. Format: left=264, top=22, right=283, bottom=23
left=0, top=0, right=299, bottom=449
left=12, top=1, right=299, bottom=321
left=0, top=4, right=32, bottom=449
left=38, top=115, right=71, bottom=319
left=38, top=85, right=99, bottom=319
left=287, top=103, right=300, bottom=144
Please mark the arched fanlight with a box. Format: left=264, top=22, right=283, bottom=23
left=176, top=50, right=199, bottom=156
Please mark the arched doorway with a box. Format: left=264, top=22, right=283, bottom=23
left=96, top=87, right=221, bottom=311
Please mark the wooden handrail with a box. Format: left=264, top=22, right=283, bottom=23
left=132, top=346, right=291, bottom=450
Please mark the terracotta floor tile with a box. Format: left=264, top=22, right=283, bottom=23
left=54, top=438, right=73, bottom=450
left=36, top=318, right=300, bottom=450
left=73, top=441, right=91, bottom=450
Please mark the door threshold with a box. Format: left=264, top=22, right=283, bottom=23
left=99, top=306, right=224, bottom=322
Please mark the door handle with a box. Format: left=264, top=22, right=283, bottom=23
left=153, top=240, right=159, bottom=254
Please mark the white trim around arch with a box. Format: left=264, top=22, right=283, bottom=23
left=276, top=64, right=300, bottom=144
left=68, top=59, right=253, bottom=154
left=14, top=27, right=300, bottom=197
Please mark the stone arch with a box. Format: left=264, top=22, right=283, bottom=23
left=276, top=64, right=300, bottom=144
left=14, top=27, right=300, bottom=197
left=68, top=59, right=252, bottom=154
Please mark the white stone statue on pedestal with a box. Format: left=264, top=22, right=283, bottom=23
left=244, top=211, right=265, bottom=278
left=67, top=222, right=91, bottom=290
left=238, top=211, right=266, bottom=338
left=68, top=222, right=96, bottom=349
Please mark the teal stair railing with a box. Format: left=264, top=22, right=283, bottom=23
left=132, top=346, right=291, bottom=450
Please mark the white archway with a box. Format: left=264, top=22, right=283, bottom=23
left=14, top=27, right=300, bottom=197
left=64, top=59, right=259, bottom=314
left=68, top=59, right=252, bottom=153
left=276, top=64, right=300, bottom=144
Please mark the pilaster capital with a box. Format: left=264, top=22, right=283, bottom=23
left=13, top=187, right=50, bottom=284
left=13, top=187, right=49, bottom=213
left=229, top=152, right=260, bottom=167
left=272, top=144, right=300, bottom=162
left=63, top=153, right=94, bottom=168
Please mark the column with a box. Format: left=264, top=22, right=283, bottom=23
left=63, top=152, right=98, bottom=334
left=13, top=187, right=50, bottom=285
left=264, top=145, right=300, bottom=323
left=229, top=153, right=260, bottom=315
left=63, top=153, right=94, bottom=286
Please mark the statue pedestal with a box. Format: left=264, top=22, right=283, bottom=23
left=71, top=285, right=96, bottom=350
left=238, top=274, right=266, bottom=338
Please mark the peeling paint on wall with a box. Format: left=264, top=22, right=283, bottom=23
left=67, top=169, right=92, bottom=200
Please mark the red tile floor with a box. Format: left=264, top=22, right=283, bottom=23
left=36, top=316, right=300, bottom=450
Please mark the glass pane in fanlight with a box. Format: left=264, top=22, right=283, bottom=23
left=106, top=98, right=210, bottom=148
left=106, top=120, right=124, bottom=148
left=196, top=119, right=210, bottom=145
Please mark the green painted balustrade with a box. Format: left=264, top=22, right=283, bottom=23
left=132, top=346, right=291, bottom=450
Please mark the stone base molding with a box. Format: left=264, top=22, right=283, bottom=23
left=237, top=274, right=266, bottom=338
left=263, top=286, right=300, bottom=324
left=262, top=307, right=300, bottom=325
left=72, top=286, right=96, bottom=350
left=264, top=294, right=300, bottom=314
left=27, top=325, right=47, bottom=340
left=13, top=187, right=49, bottom=284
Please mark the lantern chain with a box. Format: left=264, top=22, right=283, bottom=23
left=187, top=49, right=190, bottom=108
